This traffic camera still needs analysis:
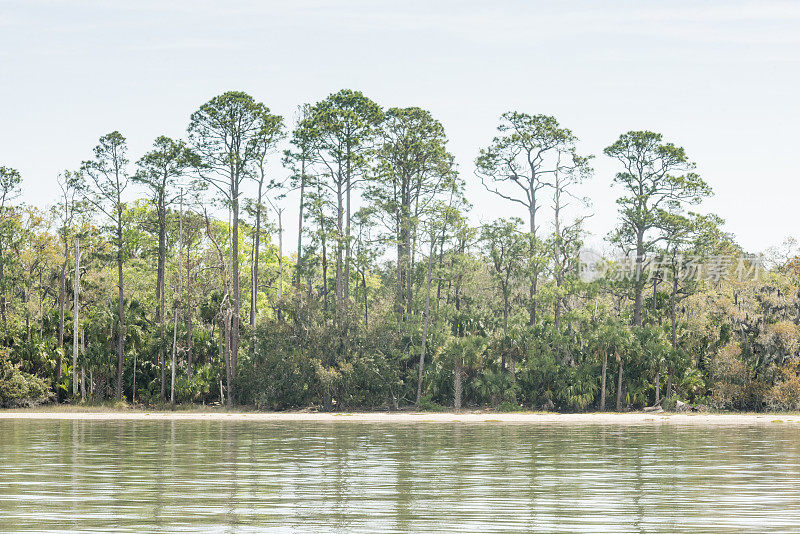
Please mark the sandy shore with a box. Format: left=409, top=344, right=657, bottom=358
left=1, top=409, right=799, bottom=425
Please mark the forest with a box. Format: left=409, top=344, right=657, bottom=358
left=1, top=89, right=798, bottom=412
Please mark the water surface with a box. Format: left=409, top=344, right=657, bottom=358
left=1, top=420, right=799, bottom=532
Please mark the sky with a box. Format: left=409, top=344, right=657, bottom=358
left=1, top=0, right=798, bottom=254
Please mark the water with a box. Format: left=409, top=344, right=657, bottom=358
left=1, top=420, right=800, bottom=533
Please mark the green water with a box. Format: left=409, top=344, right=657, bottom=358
left=1, top=420, right=800, bottom=533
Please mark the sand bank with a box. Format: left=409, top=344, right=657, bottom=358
left=1, top=409, right=799, bottom=425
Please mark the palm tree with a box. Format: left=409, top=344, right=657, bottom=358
left=591, top=321, right=631, bottom=411
left=632, top=325, right=670, bottom=407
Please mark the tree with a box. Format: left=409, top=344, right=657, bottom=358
left=180, top=206, right=203, bottom=381
left=481, top=218, right=527, bottom=377
left=264, top=196, right=286, bottom=308
left=171, top=190, right=185, bottom=405
left=306, top=180, right=335, bottom=312
left=444, top=334, right=487, bottom=410
left=477, top=113, right=580, bottom=325
left=134, top=136, right=196, bottom=400
left=2, top=90, right=799, bottom=416
left=604, top=131, right=712, bottom=326
left=247, top=110, right=284, bottom=339
left=660, top=211, right=726, bottom=398
left=482, top=218, right=527, bottom=334
left=202, top=206, right=234, bottom=406
left=81, top=132, right=129, bottom=401
left=0, top=166, right=21, bottom=328
left=632, top=324, right=670, bottom=406
left=284, top=104, right=316, bottom=289
left=416, top=222, right=438, bottom=406
left=591, top=321, right=631, bottom=411
left=351, top=207, right=379, bottom=327
left=369, top=107, right=455, bottom=319
left=545, top=151, right=592, bottom=331
left=53, top=170, right=82, bottom=397
left=189, top=91, right=278, bottom=402
left=72, top=224, right=81, bottom=398
left=305, top=89, right=383, bottom=309
left=437, top=208, right=480, bottom=401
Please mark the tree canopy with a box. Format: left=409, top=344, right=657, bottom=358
left=0, top=91, right=798, bottom=413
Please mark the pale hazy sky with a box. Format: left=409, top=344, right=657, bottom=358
left=1, top=0, right=798, bottom=253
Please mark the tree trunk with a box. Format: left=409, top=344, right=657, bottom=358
left=218, top=315, right=225, bottom=400
left=436, top=231, right=445, bottom=305
left=295, top=160, right=305, bottom=287
left=277, top=209, right=283, bottom=299
left=396, top=218, right=405, bottom=317
left=132, top=347, right=136, bottom=403
left=172, top=191, right=183, bottom=406
left=454, top=352, right=462, bottom=410
left=416, top=227, right=436, bottom=406
left=58, top=256, right=67, bottom=354
left=55, top=255, right=66, bottom=399
left=553, top=181, right=562, bottom=331
left=250, top=180, right=262, bottom=354
left=0, top=238, right=5, bottom=327
left=633, top=230, right=645, bottom=326
left=502, top=292, right=511, bottom=376
left=81, top=331, right=86, bottom=401
left=335, top=182, right=343, bottom=306
left=344, top=149, right=352, bottom=306
left=107, top=316, right=113, bottom=400
left=362, top=270, right=368, bottom=327
left=170, top=306, right=178, bottom=405
left=405, top=223, right=413, bottom=318
left=115, top=211, right=125, bottom=401
left=666, top=370, right=673, bottom=401
left=224, top=310, right=232, bottom=408
left=321, top=230, right=328, bottom=313
left=600, top=352, right=607, bottom=410
left=528, top=201, right=538, bottom=326
left=72, top=237, right=80, bottom=397
left=157, top=192, right=166, bottom=401
left=654, top=367, right=660, bottom=405
left=616, top=354, right=624, bottom=411
left=320, top=194, right=329, bottom=313
left=186, top=240, right=193, bottom=381
left=230, top=193, right=240, bottom=401
left=667, top=274, right=678, bottom=401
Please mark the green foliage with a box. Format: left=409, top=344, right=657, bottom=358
left=497, top=401, right=520, bottom=412
left=0, top=97, right=798, bottom=415
left=417, top=396, right=446, bottom=412
left=175, top=364, right=215, bottom=404
left=767, top=366, right=800, bottom=411
left=0, top=348, right=52, bottom=407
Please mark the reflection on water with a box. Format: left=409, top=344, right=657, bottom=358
left=1, top=420, right=799, bottom=532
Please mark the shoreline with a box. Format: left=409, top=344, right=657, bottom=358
left=1, top=409, right=799, bottom=425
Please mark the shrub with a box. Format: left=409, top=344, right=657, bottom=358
left=709, top=343, right=750, bottom=409
left=417, top=396, right=446, bottom=412
left=497, top=400, right=520, bottom=412
left=0, top=348, right=52, bottom=407
left=767, top=366, right=800, bottom=411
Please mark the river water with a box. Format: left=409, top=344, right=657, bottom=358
left=1, top=420, right=799, bottom=532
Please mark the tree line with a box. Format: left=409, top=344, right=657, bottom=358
left=1, top=89, right=798, bottom=411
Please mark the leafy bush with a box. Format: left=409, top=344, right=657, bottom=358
left=0, top=348, right=52, bottom=407
left=417, top=396, right=446, bottom=412
left=710, top=343, right=750, bottom=409
left=172, top=364, right=215, bottom=404
left=497, top=400, right=520, bottom=412
left=767, top=366, right=800, bottom=411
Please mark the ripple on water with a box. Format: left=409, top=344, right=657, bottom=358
left=1, top=421, right=799, bottom=533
